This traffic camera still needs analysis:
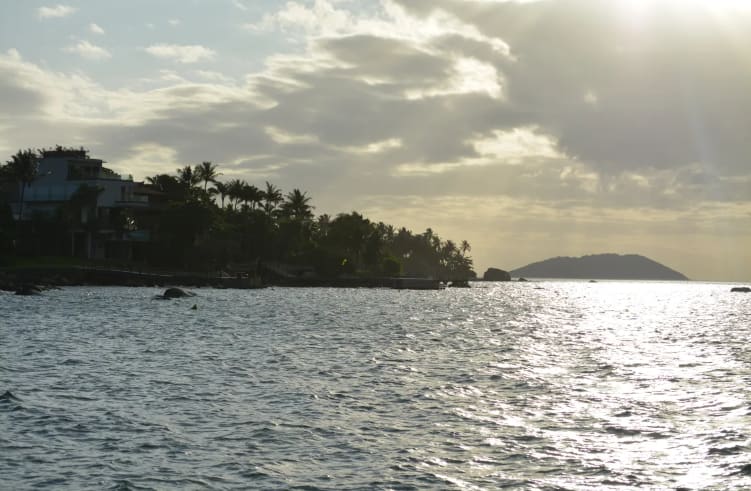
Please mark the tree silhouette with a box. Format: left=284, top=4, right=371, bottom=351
left=177, top=165, right=200, bottom=188
left=196, top=161, right=220, bottom=192
left=460, top=240, right=471, bottom=256
left=262, top=181, right=282, bottom=216
left=282, top=188, right=313, bottom=220
left=210, top=181, right=228, bottom=208
left=241, top=183, right=263, bottom=211
left=4, top=149, right=39, bottom=221
left=2, top=148, right=476, bottom=278
left=226, top=179, right=245, bottom=209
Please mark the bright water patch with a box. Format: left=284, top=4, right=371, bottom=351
left=1, top=282, right=751, bottom=489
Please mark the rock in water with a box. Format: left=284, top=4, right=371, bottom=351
left=163, top=287, right=195, bottom=299
left=483, top=268, right=511, bottom=281
left=730, top=286, right=751, bottom=293
left=15, top=285, right=43, bottom=296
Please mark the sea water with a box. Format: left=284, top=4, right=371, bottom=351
left=1, top=281, right=750, bottom=490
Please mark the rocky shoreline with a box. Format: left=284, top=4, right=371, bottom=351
left=0, top=267, right=263, bottom=293
left=0, top=266, right=447, bottom=292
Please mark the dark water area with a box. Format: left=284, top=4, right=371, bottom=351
left=2, top=282, right=751, bottom=490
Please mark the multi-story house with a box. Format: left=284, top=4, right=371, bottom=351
left=5, top=147, right=158, bottom=259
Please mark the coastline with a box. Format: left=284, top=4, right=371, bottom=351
left=0, top=266, right=263, bottom=291
left=0, top=266, right=446, bottom=291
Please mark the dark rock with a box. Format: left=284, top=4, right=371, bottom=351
left=448, top=280, right=471, bottom=288
left=163, top=287, right=195, bottom=299
left=731, top=287, right=751, bottom=293
left=483, top=268, right=511, bottom=281
left=15, top=285, right=43, bottom=296
left=518, top=277, right=528, bottom=282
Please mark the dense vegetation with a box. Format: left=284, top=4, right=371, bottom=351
left=0, top=150, right=475, bottom=280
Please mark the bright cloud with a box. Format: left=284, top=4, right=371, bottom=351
left=246, top=0, right=353, bottom=34
left=89, top=23, right=105, bottom=35
left=64, top=41, right=112, bottom=61
left=144, top=44, right=215, bottom=63
left=37, top=4, right=76, bottom=19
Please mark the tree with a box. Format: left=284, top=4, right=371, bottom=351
left=64, top=184, right=104, bottom=258
left=147, top=174, right=186, bottom=202
left=226, top=179, right=245, bottom=209
left=177, top=165, right=200, bottom=188
left=281, top=188, right=313, bottom=220
left=4, top=149, right=39, bottom=221
left=210, top=181, right=228, bottom=208
left=262, top=181, right=282, bottom=216
left=241, top=183, right=263, bottom=210
left=195, top=161, right=221, bottom=192
left=325, top=212, right=373, bottom=269
left=316, top=214, right=331, bottom=238
left=460, top=240, right=471, bottom=256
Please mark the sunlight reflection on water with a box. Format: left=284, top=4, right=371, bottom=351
left=1, top=281, right=750, bottom=489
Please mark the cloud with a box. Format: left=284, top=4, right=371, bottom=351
left=231, top=0, right=249, bottom=11
left=194, top=70, right=235, bottom=83
left=37, top=4, right=76, bottom=19
left=89, top=23, right=105, bottom=35
left=64, top=41, right=112, bottom=61
left=144, top=44, right=216, bottom=63
left=245, top=0, right=353, bottom=34
left=391, top=0, right=751, bottom=177
left=0, top=48, right=110, bottom=119
left=5, top=0, right=751, bottom=280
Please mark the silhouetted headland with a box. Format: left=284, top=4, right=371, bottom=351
left=1, top=147, right=475, bottom=289
left=483, top=268, right=511, bottom=281
left=510, top=253, right=689, bottom=281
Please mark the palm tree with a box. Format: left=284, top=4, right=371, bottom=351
left=211, top=181, right=228, bottom=208
left=262, top=181, right=282, bottom=216
left=460, top=240, right=471, bottom=256
left=241, top=183, right=263, bottom=210
left=4, top=149, right=39, bottom=221
left=177, top=165, right=200, bottom=188
left=68, top=184, right=104, bottom=223
left=147, top=174, right=184, bottom=201
left=195, top=161, right=221, bottom=192
left=226, top=179, right=245, bottom=209
left=316, top=213, right=331, bottom=238
left=443, top=239, right=457, bottom=258
left=282, top=188, right=314, bottom=220
left=66, top=184, right=104, bottom=258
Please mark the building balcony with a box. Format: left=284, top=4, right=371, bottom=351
left=114, top=195, right=150, bottom=207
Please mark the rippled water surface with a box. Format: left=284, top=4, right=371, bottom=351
left=2, top=282, right=751, bottom=490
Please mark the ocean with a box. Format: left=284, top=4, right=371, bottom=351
left=2, top=281, right=750, bottom=490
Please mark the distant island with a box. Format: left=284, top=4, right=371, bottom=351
left=510, top=253, right=689, bottom=281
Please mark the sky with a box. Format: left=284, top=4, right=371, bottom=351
left=1, top=0, right=751, bottom=281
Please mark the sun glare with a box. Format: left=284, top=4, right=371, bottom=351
left=616, top=0, right=751, bottom=17
left=613, top=0, right=751, bottom=31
